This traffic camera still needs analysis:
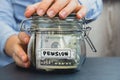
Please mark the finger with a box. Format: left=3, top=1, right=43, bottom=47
left=76, top=5, right=87, bottom=19
left=12, top=52, right=30, bottom=68
left=59, top=0, right=77, bottom=19
left=25, top=3, right=40, bottom=18
left=13, top=44, right=30, bottom=68
left=47, top=0, right=70, bottom=18
left=18, top=32, right=30, bottom=44
left=12, top=52, right=24, bottom=67
left=13, top=44, right=28, bottom=63
left=37, top=0, right=54, bottom=16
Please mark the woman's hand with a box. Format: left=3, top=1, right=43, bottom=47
left=5, top=32, right=30, bottom=68
left=25, top=0, right=87, bottom=19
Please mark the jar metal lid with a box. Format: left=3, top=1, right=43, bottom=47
left=31, top=13, right=86, bottom=23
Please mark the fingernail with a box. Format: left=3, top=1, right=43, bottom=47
left=60, top=11, right=67, bottom=19
left=25, top=10, right=31, bottom=18
left=78, top=13, right=83, bottom=19
left=47, top=10, right=55, bottom=17
left=24, top=63, right=29, bottom=68
left=24, top=38, right=28, bottom=43
left=22, top=56, right=25, bottom=61
left=37, top=9, right=44, bottom=16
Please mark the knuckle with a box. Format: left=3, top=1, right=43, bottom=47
left=26, top=5, right=33, bottom=10
left=12, top=52, right=16, bottom=59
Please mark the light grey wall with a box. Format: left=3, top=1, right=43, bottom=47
left=86, top=0, right=120, bottom=57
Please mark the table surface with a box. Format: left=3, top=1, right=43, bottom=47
left=0, top=57, right=120, bottom=80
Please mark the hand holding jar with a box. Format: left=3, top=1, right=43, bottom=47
left=24, top=0, right=87, bottom=19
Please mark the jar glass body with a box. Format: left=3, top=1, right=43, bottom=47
left=22, top=16, right=86, bottom=71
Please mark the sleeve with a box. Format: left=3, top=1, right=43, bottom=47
left=78, top=0, right=103, bottom=22
left=0, top=0, right=19, bottom=66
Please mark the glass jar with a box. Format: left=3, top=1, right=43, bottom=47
left=20, top=14, right=96, bottom=71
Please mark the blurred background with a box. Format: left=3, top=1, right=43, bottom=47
left=86, top=0, right=120, bottom=57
